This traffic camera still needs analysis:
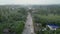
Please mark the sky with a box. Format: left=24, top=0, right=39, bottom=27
left=0, top=0, right=60, bottom=5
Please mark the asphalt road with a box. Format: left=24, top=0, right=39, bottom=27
left=22, top=12, right=35, bottom=34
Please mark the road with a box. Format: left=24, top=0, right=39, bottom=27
left=22, top=12, right=35, bottom=34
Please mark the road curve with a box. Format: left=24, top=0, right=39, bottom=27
left=22, top=12, right=35, bottom=34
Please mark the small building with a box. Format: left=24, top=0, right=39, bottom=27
left=47, top=24, right=59, bottom=30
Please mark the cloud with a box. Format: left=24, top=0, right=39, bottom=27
left=0, top=0, right=60, bottom=5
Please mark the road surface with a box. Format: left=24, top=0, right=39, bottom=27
left=22, top=12, right=35, bottom=34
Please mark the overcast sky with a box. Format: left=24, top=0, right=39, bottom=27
left=0, top=0, right=60, bottom=5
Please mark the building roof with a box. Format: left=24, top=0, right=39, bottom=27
left=47, top=24, right=60, bottom=30
left=47, top=24, right=59, bottom=28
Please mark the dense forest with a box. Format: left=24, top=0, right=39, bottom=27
left=0, top=5, right=27, bottom=34
left=32, top=5, right=60, bottom=24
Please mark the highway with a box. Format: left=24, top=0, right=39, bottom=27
left=22, top=12, right=35, bottom=34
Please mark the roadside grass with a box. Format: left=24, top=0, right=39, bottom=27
left=33, top=14, right=60, bottom=24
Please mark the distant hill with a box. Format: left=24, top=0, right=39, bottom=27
left=0, top=5, right=27, bottom=8
left=27, top=4, right=60, bottom=8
